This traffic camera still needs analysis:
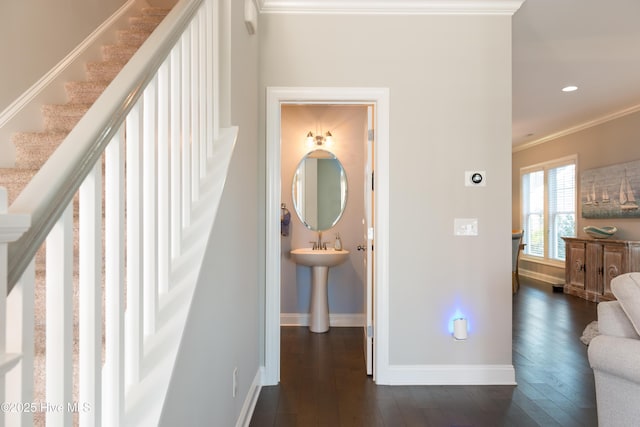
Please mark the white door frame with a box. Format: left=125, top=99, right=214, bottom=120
left=264, top=87, right=391, bottom=385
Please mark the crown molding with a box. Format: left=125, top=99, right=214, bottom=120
left=513, top=103, right=640, bottom=153
left=257, top=0, right=525, bottom=15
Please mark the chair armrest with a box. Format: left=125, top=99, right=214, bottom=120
left=588, top=335, right=640, bottom=384
left=598, top=301, right=640, bottom=339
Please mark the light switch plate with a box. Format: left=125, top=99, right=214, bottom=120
left=465, top=171, right=486, bottom=187
left=454, top=218, right=478, bottom=236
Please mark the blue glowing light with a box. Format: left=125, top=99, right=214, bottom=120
left=447, top=308, right=471, bottom=335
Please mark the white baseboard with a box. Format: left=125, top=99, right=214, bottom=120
left=280, top=312, right=364, bottom=327
left=520, top=268, right=564, bottom=285
left=235, top=367, right=263, bottom=427
left=382, top=364, right=516, bottom=385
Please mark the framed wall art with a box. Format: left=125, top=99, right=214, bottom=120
left=581, top=159, right=640, bottom=219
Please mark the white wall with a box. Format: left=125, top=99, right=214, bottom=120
left=280, top=105, right=366, bottom=318
left=160, top=0, right=260, bottom=423
left=260, top=13, right=514, bottom=375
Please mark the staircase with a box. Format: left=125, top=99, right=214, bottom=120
left=1, top=7, right=170, bottom=206
left=0, top=5, right=204, bottom=426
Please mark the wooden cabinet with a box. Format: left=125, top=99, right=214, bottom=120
left=562, top=237, right=640, bottom=302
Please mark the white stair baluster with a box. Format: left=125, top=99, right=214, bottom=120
left=158, top=59, right=171, bottom=295
left=181, top=29, right=192, bottom=228
left=103, top=127, right=125, bottom=427
left=190, top=18, right=200, bottom=202
left=1, top=188, right=31, bottom=427
left=125, top=100, right=143, bottom=385
left=170, top=44, right=183, bottom=262
left=198, top=8, right=207, bottom=177
left=5, top=261, right=35, bottom=427
left=211, top=0, right=220, bottom=143
left=45, top=203, right=73, bottom=427
left=143, top=77, right=158, bottom=336
left=79, top=160, right=103, bottom=426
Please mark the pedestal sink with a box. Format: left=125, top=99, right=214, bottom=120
left=290, top=248, right=350, bottom=333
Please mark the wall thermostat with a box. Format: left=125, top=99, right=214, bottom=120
left=465, top=171, right=486, bottom=187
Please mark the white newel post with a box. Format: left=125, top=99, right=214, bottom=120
left=0, top=187, right=31, bottom=427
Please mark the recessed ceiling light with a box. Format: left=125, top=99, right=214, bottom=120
left=562, top=85, right=578, bottom=92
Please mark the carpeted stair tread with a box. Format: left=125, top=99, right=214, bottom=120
left=129, top=15, right=165, bottom=32
left=117, top=29, right=152, bottom=47
left=142, top=7, right=172, bottom=17
left=65, top=80, right=110, bottom=104
left=0, top=168, right=37, bottom=205
left=102, top=43, right=138, bottom=62
left=85, top=60, right=127, bottom=82
left=11, top=132, right=67, bottom=169
left=42, top=103, right=91, bottom=132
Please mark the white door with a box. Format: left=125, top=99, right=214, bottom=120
left=362, top=105, right=375, bottom=376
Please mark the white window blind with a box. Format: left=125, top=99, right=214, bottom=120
left=548, top=164, right=576, bottom=260
left=522, top=170, right=544, bottom=257
left=521, top=156, right=576, bottom=262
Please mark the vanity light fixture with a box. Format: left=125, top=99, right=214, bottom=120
left=306, top=131, right=333, bottom=147
left=562, top=85, right=578, bottom=92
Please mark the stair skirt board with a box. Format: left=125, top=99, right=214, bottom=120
left=280, top=313, right=365, bottom=328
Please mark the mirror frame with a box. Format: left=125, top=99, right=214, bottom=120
left=291, top=149, right=348, bottom=232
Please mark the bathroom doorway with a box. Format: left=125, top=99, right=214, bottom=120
left=264, top=87, right=391, bottom=386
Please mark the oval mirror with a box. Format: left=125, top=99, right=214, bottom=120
left=292, top=149, right=347, bottom=231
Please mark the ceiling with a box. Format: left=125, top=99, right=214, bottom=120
left=512, top=0, right=640, bottom=149
left=258, top=0, right=640, bottom=149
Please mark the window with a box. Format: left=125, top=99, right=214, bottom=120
left=521, top=156, right=576, bottom=262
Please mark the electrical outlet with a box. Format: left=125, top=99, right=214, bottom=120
left=232, top=368, right=238, bottom=398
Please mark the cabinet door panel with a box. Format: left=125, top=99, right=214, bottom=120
left=603, top=244, right=625, bottom=299
left=586, top=242, right=603, bottom=295
left=566, top=242, right=586, bottom=289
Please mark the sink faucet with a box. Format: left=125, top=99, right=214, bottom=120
left=311, top=231, right=327, bottom=250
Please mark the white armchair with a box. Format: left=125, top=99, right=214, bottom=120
left=588, top=272, right=640, bottom=427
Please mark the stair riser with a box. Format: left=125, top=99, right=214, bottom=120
left=65, top=82, right=108, bottom=104
left=142, top=7, right=172, bottom=17
left=102, top=45, right=137, bottom=62
left=42, top=110, right=87, bottom=133
left=117, top=30, right=150, bottom=47
left=15, top=142, right=61, bottom=169
left=85, top=62, right=125, bottom=82
left=129, top=17, right=163, bottom=32
left=0, top=169, right=36, bottom=205
left=11, top=133, right=67, bottom=170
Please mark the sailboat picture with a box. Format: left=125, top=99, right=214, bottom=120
left=582, top=159, right=640, bottom=218
left=619, top=170, right=638, bottom=211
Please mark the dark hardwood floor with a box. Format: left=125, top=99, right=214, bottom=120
left=250, top=278, right=599, bottom=426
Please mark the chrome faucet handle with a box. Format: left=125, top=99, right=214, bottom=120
left=310, top=241, right=318, bottom=250
left=322, top=242, right=328, bottom=250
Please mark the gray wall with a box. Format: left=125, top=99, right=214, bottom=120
left=160, top=0, right=260, bottom=424
left=513, top=111, right=640, bottom=281
left=280, top=105, right=366, bottom=318
left=260, top=14, right=513, bottom=367
left=0, top=0, right=128, bottom=111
